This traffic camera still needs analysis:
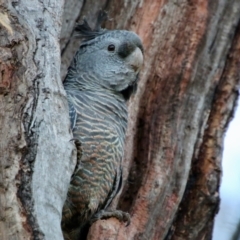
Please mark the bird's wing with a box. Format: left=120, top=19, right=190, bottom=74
left=102, top=166, right=123, bottom=210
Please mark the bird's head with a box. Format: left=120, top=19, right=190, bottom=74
left=66, top=12, right=144, bottom=100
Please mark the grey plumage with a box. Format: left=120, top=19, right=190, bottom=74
left=62, top=12, right=143, bottom=239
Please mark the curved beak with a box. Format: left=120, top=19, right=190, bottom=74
left=127, top=47, right=144, bottom=73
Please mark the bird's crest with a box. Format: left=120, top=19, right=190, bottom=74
left=75, top=11, right=108, bottom=41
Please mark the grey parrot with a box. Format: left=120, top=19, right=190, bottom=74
left=61, top=11, right=143, bottom=239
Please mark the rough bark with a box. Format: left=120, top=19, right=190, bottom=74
left=60, top=0, right=240, bottom=239
left=1, top=0, right=240, bottom=240
left=0, top=1, right=74, bottom=239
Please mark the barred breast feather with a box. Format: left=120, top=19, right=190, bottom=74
left=62, top=86, right=127, bottom=230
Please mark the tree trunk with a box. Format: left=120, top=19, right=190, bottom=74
left=1, top=0, right=239, bottom=240
left=0, top=1, right=75, bottom=239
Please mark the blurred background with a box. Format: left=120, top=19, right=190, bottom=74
left=213, top=98, right=240, bottom=240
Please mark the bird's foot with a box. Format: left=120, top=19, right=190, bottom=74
left=90, top=209, right=131, bottom=226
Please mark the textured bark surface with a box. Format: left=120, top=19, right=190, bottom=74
left=1, top=0, right=240, bottom=240
left=60, top=0, right=240, bottom=239
left=0, top=1, right=74, bottom=239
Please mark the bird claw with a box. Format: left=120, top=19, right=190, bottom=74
left=90, top=209, right=131, bottom=226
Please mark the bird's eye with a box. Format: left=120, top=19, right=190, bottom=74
left=108, top=44, right=115, bottom=52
